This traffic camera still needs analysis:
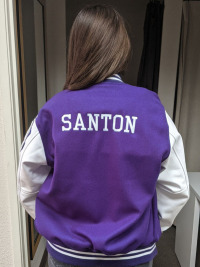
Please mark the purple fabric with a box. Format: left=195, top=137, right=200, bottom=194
left=34, top=78, right=170, bottom=266
left=46, top=241, right=157, bottom=267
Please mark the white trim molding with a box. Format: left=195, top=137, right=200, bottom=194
left=0, top=0, right=29, bottom=266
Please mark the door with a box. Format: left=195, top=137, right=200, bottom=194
left=16, top=0, right=48, bottom=265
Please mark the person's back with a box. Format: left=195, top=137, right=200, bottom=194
left=34, top=74, right=169, bottom=257
left=17, top=4, right=189, bottom=267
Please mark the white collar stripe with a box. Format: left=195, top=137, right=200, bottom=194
left=113, top=74, right=121, bottom=78
left=106, top=77, right=123, bottom=82
left=106, top=74, right=123, bottom=82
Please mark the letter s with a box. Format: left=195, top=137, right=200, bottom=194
left=62, top=114, right=72, bottom=131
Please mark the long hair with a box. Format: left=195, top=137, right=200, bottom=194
left=63, top=4, right=132, bottom=91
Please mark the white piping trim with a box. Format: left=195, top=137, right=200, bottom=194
left=113, top=74, right=121, bottom=78
left=106, top=74, right=123, bottom=82
left=47, top=241, right=156, bottom=260
left=106, top=77, right=123, bottom=82
left=52, top=242, right=156, bottom=256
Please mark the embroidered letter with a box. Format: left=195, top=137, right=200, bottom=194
left=73, top=113, right=86, bottom=131
left=113, top=115, right=124, bottom=132
left=87, top=113, right=99, bottom=131
left=101, top=114, right=112, bottom=131
left=62, top=114, right=71, bottom=131
left=124, top=116, right=138, bottom=133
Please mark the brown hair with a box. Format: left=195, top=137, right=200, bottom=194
left=63, top=4, right=132, bottom=91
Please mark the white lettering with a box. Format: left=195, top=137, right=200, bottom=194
left=61, top=113, right=138, bottom=134
left=124, top=116, right=138, bottom=133
left=87, top=113, right=99, bottom=131
left=113, top=115, right=124, bottom=132
left=101, top=114, right=112, bottom=131
left=73, top=113, right=86, bottom=131
left=62, top=114, right=71, bottom=131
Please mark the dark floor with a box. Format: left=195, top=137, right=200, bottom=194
left=44, top=226, right=181, bottom=267
left=153, top=225, right=181, bottom=267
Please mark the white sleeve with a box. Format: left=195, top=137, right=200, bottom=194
left=17, top=116, right=51, bottom=219
left=156, top=110, right=190, bottom=232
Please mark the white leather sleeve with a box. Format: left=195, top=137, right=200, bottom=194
left=156, top=111, right=190, bottom=232
left=17, top=116, right=51, bottom=219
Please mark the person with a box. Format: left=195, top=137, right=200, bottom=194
left=17, top=4, right=190, bottom=267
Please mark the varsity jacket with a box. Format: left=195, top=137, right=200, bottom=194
left=17, top=74, right=190, bottom=267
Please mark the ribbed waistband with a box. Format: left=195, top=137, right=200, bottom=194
left=46, top=240, right=157, bottom=267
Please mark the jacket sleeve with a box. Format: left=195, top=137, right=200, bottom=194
left=17, top=116, right=51, bottom=219
left=156, top=110, right=190, bottom=232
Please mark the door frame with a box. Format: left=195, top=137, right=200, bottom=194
left=1, top=0, right=29, bottom=266
left=1, top=0, right=47, bottom=266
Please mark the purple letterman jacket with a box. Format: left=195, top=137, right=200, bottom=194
left=17, top=74, right=190, bottom=266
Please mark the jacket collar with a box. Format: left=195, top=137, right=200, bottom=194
left=105, top=73, right=123, bottom=83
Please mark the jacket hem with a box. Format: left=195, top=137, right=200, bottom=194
left=46, top=240, right=157, bottom=267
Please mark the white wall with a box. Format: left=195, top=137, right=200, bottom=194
left=0, top=108, right=14, bottom=266
left=176, top=2, right=200, bottom=171
left=158, top=0, right=182, bottom=118
left=0, top=0, right=26, bottom=266
left=0, top=0, right=16, bottom=265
